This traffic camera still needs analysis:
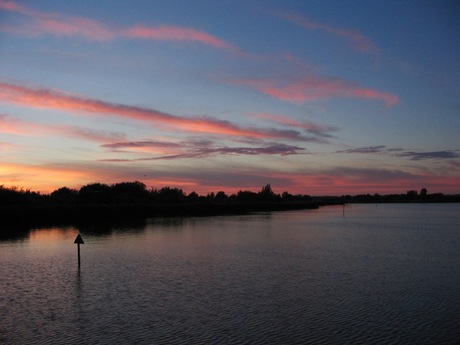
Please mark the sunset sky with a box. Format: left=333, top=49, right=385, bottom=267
left=1, top=0, right=459, bottom=196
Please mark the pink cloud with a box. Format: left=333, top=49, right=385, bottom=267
left=0, top=0, right=30, bottom=14
left=0, top=0, right=235, bottom=50
left=33, top=17, right=115, bottom=41
left=122, top=26, right=236, bottom=51
left=234, top=76, right=398, bottom=106
left=0, top=0, right=114, bottom=40
left=59, top=126, right=125, bottom=143
left=0, top=82, right=318, bottom=141
left=274, top=10, right=379, bottom=54
left=0, top=114, right=24, bottom=135
left=254, top=113, right=338, bottom=137
left=0, top=114, right=125, bottom=143
left=102, top=140, right=183, bottom=156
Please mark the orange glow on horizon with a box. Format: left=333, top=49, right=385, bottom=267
left=1, top=163, right=459, bottom=196
left=0, top=163, right=96, bottom=193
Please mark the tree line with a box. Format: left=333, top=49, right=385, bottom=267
left=1, top=182, right=458, bottom=237
left=1, top=182, right=459, bottom=207
left=0, top=182, right=318, bottom=233
left=0, top=182, right=312, bottom=206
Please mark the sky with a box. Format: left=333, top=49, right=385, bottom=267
left=0, top=0, right=459, bottom=196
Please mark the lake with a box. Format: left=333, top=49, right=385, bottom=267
left=1, top=203, right=459, bottom=344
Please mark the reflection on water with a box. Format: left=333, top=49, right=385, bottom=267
left=1, top=204, right=459, bottom=344
left=76, top=217, right=148, bottom=237
left=0, top=218, right=148, bottom=241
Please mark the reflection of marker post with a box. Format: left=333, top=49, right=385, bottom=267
left=74, top=234, right=85, bottom=267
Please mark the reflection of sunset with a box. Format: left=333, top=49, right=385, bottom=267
left=29, top=227, right=79, bottom=242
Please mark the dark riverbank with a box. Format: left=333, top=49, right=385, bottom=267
left=3, top=195, right=460, bottom=240
left=0, top=200, right=320, bottom=225
left=1, top=182, right=459, bottom=239
left=0, top=201, right=320, bottom=239
left=0, top=182, right=322, bottom=237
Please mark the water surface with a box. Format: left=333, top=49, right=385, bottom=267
left=1, top=204, right=459, bottom=344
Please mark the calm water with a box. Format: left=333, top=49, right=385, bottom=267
left=1, top=203, right=459, bottom=344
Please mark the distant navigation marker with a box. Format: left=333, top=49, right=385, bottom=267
left=74, top=234, right=85, bottom=267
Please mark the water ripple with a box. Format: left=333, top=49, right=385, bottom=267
left=1, top=204, right=460, bottom=344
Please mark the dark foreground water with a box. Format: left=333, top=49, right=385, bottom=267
left=1, top=203, right=459, bottom=344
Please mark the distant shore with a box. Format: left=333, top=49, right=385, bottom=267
left=2, top=197, right=460, bottom=240
left=1, top=182, right=459, bottom=238
left=0, top=201, right=323, bottom=239
left=0, top=200, right=321, bottom=225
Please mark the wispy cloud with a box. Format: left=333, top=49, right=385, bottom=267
left=0, top=141, right=16, bottom=148
left=331, top=166, right=416, bottom=182
left=253, top=113, right=338, bottom=138
left=273, top=10, right=379, bottom=55
left=102, top=140, right=184, bottom=156
left=337, top=145, right=388, bottom=154
left=233, top=76, right=398, bottom=106
left=336, top=147, right=460, bottom=164
left=121, top=26, right=236, bottom=51
left=61, top=126, right=126, bottom=143
left=0, top=81, right=322, bottom=142
left=0, top=0, right=237, bottom=51
left=203, top=144, right=305, bottom=156
left=397, top=150, right=460, bottom=161
left=102, top=140, right=181, bottom=151
left=449, top=161, right=460, bottom=168
left=0, top=114, right=125, bottom=143
left=0, top=0, right=32, bottom=15
left=101, top=140, right=306, bottom=161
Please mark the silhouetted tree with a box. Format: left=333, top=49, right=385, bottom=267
left=215, top=191, right=228, bottom=201
left=155, top=187, right=185, bottom=204
left=0, top=185, right=25, bottom=205
left=406, top=190, right=418, bottom=200
left=420, top=188, right=427, bottom=197
left=187, top=191, right=199, bottom=202
left=236, top=190, right=258, bottom=202
left=50, top=187, right=78, bottom=204
left=112, top=181, right=148, bottom=203
left=78, top=183, right=113, bottom=204
left=0, top=185, right=43, bottom=205
left=258, top=184, right=279, bottom=201
left=282, top=191, right=294, bottom=201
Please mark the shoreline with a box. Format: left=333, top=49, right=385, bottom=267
left=1, top=199, right=459, bottom=240
left=0, top=201, right=321, bottom=238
